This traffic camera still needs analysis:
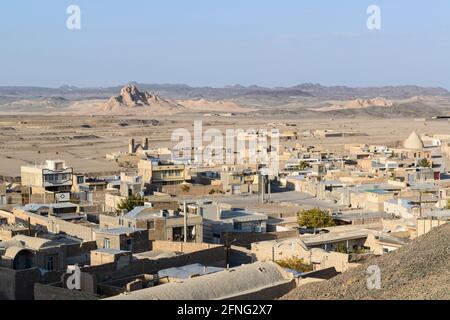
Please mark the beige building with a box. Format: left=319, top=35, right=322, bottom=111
left=417, top=215, right=449, bottom=237
left=220, top=165, right=259, bottom=194
left=95, top=227, right=150, bottom=253
left=119, top=172, right=142, bottom=197
left=138, top=159, right=187, bottom=191
left=251, top=238, right=356, bottom=272
left=90, top=248, right=132, bottom=267
left=100, top=205, right=203, bottom=243
left=21, top=160, right=73, bottom=198
left=349, top=189, right=396, bottom=211
left=0, top=235, right=65, bottom=271
left=72, top=175, right=107, bottom=192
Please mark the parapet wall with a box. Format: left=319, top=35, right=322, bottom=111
left=152, top=241, right=222, bottom=253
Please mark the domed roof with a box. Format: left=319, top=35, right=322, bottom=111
left=3, top=246, right=35, bottom=260
left=13, top=235, right=57, bottom=250
left=403, top=132, right=424, bottom=150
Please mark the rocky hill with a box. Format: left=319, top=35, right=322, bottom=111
left=312, top=97, right=394, bottom=112
left=104, top=84, right=184, bottom=112
left=67, top=85, right=254, bottom=115
left=282, top=223, right=450, bottom=300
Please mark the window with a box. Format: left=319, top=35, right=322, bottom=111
left=104, top=238, right=110, bottom=249
left=125, top=239, right=132, bottom=251
left=233, top=221, right=242, bottom=231
left=172, top=227, right=183, bottom=242
left=147, top=220, right=155, bottom=230
left=46, top=256, right=55, bottom=271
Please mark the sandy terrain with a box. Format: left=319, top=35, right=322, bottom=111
left=310, top=97, right=393, bottom=112
left=1, top=84, right=449, bottom=178
left=1, top=112, right=449, bottom=178
left=178, top=99, right=256, bottom=113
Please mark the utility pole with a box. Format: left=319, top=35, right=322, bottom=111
left=183, top=200, right=188, bottom=243
left=260, top=175, right=265, bottom=204
left=225, top=232, right=230, bottom=268
left=224, top=233, right=237, bottom=268
left=419, top=191, right=423, bottom=218
left=28, top=217, right=32, bottom=236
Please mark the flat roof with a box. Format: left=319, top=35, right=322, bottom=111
left=93, top=248, right=130, bottom=255
left=336, top=211, right=393, bottom=221
left=158, top=264, right=224, bottom=280
left=96, top=227, right=145, bottom=235
left=0, top=224, right=28, bottom=231
left=21, top=202, right=78, bottom=212
left=366, top=189, right=392, bottom=194
left=301, top=229, right=371, bottom=246
left=423, top=210, right=450, bottom=219
left=125, top=206, right=154, bottom=219
left=134, top=250, right=180, bottom=260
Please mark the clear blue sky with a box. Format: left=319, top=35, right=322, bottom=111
left=1, top=0, right=449, bottom=88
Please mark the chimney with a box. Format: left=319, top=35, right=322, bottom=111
left=129, top=139, right=135, bottom=154
left=183, top=201, right=188, bottom=243
left=28, top=217, right=32, bottom=236
left=142, top=138, right=149, bottom=150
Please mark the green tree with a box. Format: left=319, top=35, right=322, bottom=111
left=117, top=194, right=144, bottom=213
left=418, top=158, right=431, bottom=168
left=299, top=161, right=310, bottom=171
left=298, top=208, right=335, bottom=229
left=335, top=243, right=348, bottom=253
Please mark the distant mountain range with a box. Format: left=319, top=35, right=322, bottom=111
left=0, top=83, right=448, bottom=101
